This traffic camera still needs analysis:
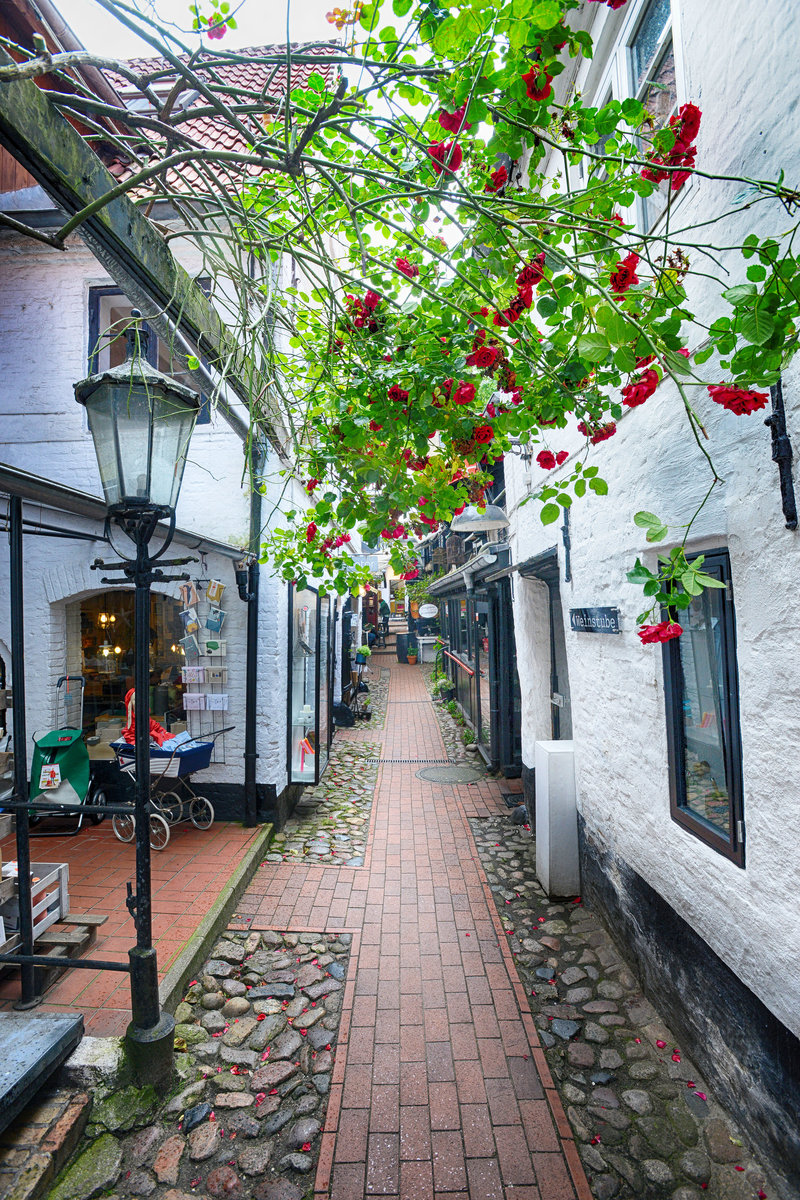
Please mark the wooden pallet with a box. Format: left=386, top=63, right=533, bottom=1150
left=28, top=913, right=108, bottom=995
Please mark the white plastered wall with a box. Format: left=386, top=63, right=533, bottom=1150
left=505, top=0, right=800, bottom=1036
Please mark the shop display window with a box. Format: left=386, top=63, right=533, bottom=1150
left=288, top=586, right=331, bottom=785
left=662, top=549, right=745, bottom=866
left=66, top=590, right=187, bottom=759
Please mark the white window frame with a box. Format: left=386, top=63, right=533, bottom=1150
left=579, top=0, right=691, bottom=233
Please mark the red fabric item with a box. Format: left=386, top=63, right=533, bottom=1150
left=121, top=689, right=170, bottom=746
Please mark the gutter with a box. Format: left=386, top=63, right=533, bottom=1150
left=427, top=545, right=510, bottom=596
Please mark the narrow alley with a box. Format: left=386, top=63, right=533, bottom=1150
left=235, top=660, right=588, bottom=1200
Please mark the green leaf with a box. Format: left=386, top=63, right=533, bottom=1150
left=645, top=522, right=668, bottom=543
left=643, top=579, right=661, bottom=596
left=392, top=0, right=413, bottom=14
left=626, top=557, right=654, bottom=584
left=739, top=303, right=776, bottom=345
left=186, top=354, right=200, bottom=369
left=634, top=510, right=663, bottom=529
left=692, top=571, right=727, bottom=589
left=530, top=0, right=561, bottom=28
left=588, top=477, right=608, bottom=495
left=722, top=283, right=757, bottom=306
left=540, top=502, right=560, bottom=525
left=577, top=332, right=610, bottom=362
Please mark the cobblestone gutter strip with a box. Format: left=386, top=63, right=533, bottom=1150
left=46, top=930, right=350, bottom=1200
left=265, top=742, right=381, bottom=868
left=470, top=818, right=778, bottom=1200
left=160, top=823, right=275, bottom=1014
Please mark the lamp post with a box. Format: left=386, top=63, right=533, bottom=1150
left=75, top=311, right=200, bottom=1087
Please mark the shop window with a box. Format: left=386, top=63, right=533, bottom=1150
left=288, top=586, right=331, bottom=785
left=662, top=550, right=745, bottom=866
left=66, top=590, right=187, bottom=759
left=88, top=285, right=212, bottom=423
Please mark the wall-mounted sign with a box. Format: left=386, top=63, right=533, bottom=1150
left=419, top=603, right=439, bottom=618
left=570, top=607, right=620, bottom=634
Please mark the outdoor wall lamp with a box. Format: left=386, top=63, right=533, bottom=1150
left=75, top=310, right=200, bottom=1089
left=450, top=504, right=510, bottom=533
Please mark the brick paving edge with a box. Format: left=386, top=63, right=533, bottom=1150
left=159, top=822, right=274, bottom=1013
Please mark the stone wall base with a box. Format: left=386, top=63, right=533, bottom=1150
left=578, top=814, right=800, bottom=1198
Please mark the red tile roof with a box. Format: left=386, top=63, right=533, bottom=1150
left=102, top=43, right=339, bottom=189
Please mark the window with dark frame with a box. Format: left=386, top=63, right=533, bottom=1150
left=88, top=284, right=212, bottom=424
left=662, top=549, right=745, bottom=867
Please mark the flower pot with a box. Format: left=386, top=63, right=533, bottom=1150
left=406, top=654, right=418, bottom=665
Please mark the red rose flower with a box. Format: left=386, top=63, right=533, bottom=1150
left=306, top=522, right=317, bottom=543
left=206, top=17, right=227, bottom=39
left=466, top=344, right=502, bottom=371
left=396, top=258, right=419, bottom=278
left=369, top=419, right=383, bottom=431
left=707, top=383, right=769, bottom=415
left=676, top=347, right=691, bottom=358
left=556, top=450, right=569, bottom=465
left=638, top=621, right=683, bottom=645
left=485, top=166, right=508, bottom=193
left=305, top=478, right=320, bottom=493
left=438, top=103, right=472, bottom=133
left=577, top=420, right=617, bottom=444
left=621, top=367, right=659, bottom=408
left=521, top=67, right=553, bottom=103
left=485, top=402, right=496, bottom=418
left=428, top=141, right=464, bottom=175
left=610, top=252, right=640, bottom=294
left=537, top=450, right=557, bottom=470
left=676, top=102, right=702, bottom=143
left=517, top=253, right=545, bottom=288
left=388, top=384, right=409, bottom=403
left=473, top=424, right=494, bottom=444
left=635, top=354, right=655, bottom=369
left=363, top=289, right=381, bottom=311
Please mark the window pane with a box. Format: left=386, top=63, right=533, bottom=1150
left=677, top=586, right=731, bottom=837
left=639, top=39, right=677, bottom=229
left=630, top=0, right=671, bottom=91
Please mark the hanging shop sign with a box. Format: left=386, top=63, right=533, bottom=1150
left=569, top=607, right=620, bottom=634
left=419, top=603, right=439, bottom=618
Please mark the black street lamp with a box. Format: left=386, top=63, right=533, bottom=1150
left=75, top=312, right=200, bottom=1087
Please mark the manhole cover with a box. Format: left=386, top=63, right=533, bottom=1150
left=416, top=764, right=484, bottom=783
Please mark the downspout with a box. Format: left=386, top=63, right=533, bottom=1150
left=242, top=443, right=264, bottom=828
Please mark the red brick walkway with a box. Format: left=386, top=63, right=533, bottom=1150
left=235, top=664, right=591, bottom=1200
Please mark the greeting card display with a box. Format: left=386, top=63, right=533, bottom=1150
left=205, top=693, right=229, bottom=711
left=203, top=639, right=227, bottom=657
left=206, top=606, right=226, bottom=634
left=206, top=667, right=228, bottom=684
left=179, top=581, right=199, bottom=607
left=206, top=579, right=225, bottom=604
left=180, top=607, right=200, bottom=634
left=182, top=665, right=206, bottom=684
left=182, top=692, right=206, bottom=711
left=180, top=633, right=200, bottom=658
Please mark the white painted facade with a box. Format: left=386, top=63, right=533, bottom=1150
left=0, top=210, right=303, bottom=806
left=504, top=0, right=800, bottom=1040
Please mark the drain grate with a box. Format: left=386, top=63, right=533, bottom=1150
left=366, top=757, right=451, bottom=764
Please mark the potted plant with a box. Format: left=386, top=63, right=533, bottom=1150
left=406, top=641, right=419, bottom=664
left=355, top=643, right=372, bottom=665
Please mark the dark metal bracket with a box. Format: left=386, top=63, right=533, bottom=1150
left=765, top=380, right=798, bottom=530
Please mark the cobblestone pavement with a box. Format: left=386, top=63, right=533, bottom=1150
left=264, top=743, right=381, bottom=868
left=471, top=818, right=777, bottom=1200
left=47, top=930, right=350, bottom=1200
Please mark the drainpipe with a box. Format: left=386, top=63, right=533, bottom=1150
left=242, top=444, right=264, bottom=828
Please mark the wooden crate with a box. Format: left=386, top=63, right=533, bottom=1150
left=0, top=862, right=69, bottom=946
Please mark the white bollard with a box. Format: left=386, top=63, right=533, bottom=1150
left=533, top=740, right=580, bottom=897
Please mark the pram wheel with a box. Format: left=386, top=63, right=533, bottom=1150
left=156, top=791, right=183, bottom=824
left=88, top=786, right=106, bottom=825
left=112, top=813, right=135, bottom=842
left=189, top=797, right=214, bottom=829
left=149, top=813, right=170, bottom=850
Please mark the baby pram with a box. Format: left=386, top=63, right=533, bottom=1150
left=29, top=676, right=106, bottom=836
left=110, top=727, right=232, bottom=850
